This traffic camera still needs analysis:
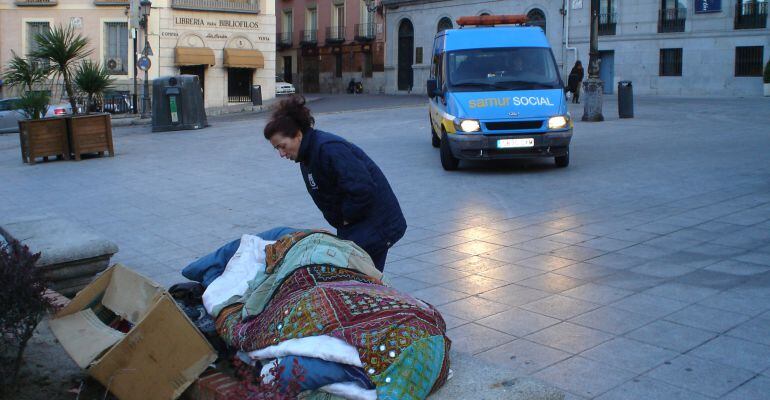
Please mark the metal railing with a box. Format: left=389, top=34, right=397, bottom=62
left=170, top=0, right=260, bottom=14
left=277, top=31, right=292, bottom=48
left=659, top=48, right=683, bottom=76
left=300, top=30, right=317, bottom=45
left=228, top=94, right=251, bottom=103
left=598, top=13, right=617, bottom=35
left=94, top=0, right=129, bottom=5
left=735, top=46, right=764, bottom=76
left=735, top=1, right=768, bottom=29
left=15, top=0, right=57, bottom=5
left=355, top=23, right=376, bottom=41
left=658, top=8, right=686, bottom=33
left=326, top=26, right=345, bottom=43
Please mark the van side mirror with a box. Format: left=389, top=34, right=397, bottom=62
left=426, top=79, right=439, bottom=98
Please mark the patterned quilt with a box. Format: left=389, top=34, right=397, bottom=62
left=216, top=232, right=451, bottom=400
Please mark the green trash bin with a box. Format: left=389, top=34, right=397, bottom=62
left=152, top=75, right=208, bottom=132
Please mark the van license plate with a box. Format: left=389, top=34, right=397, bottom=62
left=497, top=138, right=534, bottom=148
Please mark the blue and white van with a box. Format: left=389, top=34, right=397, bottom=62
left=427, top=18, right=572, bottom=170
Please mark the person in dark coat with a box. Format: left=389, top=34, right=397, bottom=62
left=567, top=61, right=584, bottom=104
left=263, top=96, right=407, bottom=271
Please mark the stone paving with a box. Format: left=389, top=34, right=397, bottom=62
left=2, top=94, right=770, bottom=399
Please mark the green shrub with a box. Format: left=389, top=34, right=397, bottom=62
left=0, top=239, right=57, bottom=393
left=16, top=90, right=51, bottom=120
left=74, top=60, right=113, bottom=113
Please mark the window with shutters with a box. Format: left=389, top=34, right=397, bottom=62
left=104, top=22, right=128, bottom=75
left=27, top=21, right=50, bottom=69
left=735, top=46, right=764, bottom=77
left=659, top=48, right=683, bottom=76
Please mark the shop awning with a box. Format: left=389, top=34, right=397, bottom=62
left=223, top=48, right=264, bottom=69
left=175, top=47, right=215, bottom=66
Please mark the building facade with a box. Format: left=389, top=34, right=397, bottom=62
left=276, top=0, right=387, bottom=94
left=380, top=0, right=769, bottom=96
left=0, top=0, right=132, bottom=100
left=568, top=0, right=768, bottom=96
left=0, top=0, right=276, bottom=110
left=380, top=0, right=566, bottom=95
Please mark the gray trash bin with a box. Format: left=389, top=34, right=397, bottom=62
left=251, top=85, right=262, bottom=106
left=618, top=80, right=634, bottom=119
left=152, top=75, right=208, bottom=132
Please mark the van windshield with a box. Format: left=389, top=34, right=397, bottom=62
left=446, top=47, right=562, bottom=91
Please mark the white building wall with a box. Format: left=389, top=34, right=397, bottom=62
left=383, top=0, right=565, bottom=95
left=566, top=0, right=769, bottom=96
left=382, top=0, right=769, bottom=96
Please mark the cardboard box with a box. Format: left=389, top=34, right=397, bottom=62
left=50, top=264, right=217, bottom=400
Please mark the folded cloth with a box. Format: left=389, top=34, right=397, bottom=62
left=202, top=235, right=275, bottom=315
left=273, top=356, right=374, bottom=392
left=182, top=227, right=301, bottom=287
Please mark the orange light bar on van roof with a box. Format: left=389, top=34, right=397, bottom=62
left=456, top=14, right=529, bottom=27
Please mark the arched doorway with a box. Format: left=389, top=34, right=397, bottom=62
left=397, top=19, right=414, bottom=91
left=437, top=17, right=453, bottom=33
left=527, top=9, right=546, bottom=34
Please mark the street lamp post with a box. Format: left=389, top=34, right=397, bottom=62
left=582, top=0, right=604, bottom=122
left=139, top=0, right=152, bottom=119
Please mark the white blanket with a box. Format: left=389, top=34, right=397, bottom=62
left=248, top=335, right=363, bottom=368
left=202, top=234, right=274, bottom=315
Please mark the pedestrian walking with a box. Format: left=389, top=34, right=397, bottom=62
left=263, top=95, right=407, bottom=272
left=567, top=61, right=584, bottom=104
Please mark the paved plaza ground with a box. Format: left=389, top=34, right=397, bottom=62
left=2, top=94, right=770, bottom=399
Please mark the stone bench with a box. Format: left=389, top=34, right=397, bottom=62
left=0, top=216, right=118, bottom=297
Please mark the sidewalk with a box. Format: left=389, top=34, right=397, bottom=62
left=2, top=95, right=769, bottom=400
left=109, top=98, right=282, bottom=128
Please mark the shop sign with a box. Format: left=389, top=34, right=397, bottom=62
left=174, top=16, right=261, bottom=30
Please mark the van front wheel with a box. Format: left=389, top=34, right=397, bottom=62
left=440, top=131, right=459, bottom=171
left=430, top=118, right=440, bottom=148
left=555, top=148, right=570, bottom=168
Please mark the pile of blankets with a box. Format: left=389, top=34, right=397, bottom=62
left=182, top=230, right=451, bottom=400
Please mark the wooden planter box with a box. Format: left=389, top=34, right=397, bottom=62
left=18, top=117, right=71, bottom=165
left=67, top=113, right=115, bottom=160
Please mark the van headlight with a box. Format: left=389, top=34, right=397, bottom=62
left=548, top=115, right=569, bottom=130
left=455, top=119, right=481, bottom=133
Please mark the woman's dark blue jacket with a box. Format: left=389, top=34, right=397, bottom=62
left=296, top=128, right=406, bottom=254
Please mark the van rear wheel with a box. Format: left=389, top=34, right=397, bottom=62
left=440, top=131, right=459, bottom=171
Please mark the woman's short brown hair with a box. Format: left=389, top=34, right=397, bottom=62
left=263, top=95, right=315, bottom=140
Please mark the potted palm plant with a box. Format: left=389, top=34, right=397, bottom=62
left=764, top=60, right=770, bottom=97
left=31, top=24, right=114, bottom=160
left=2, top=52, right=69, bottom=164
left=30, top=24, right=90, bottom=115
left=68, top=60, right=115, bottom=160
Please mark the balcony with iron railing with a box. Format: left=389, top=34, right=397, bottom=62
left=277, top=31, right=292, bottom=48
left=658, top=8, right=686, bottom=33
left=735, top=1, right=768, bottom=29
left=326, top=26, right=345, bottom=44
left=94, top=0, right=129, bottom=5
left=355, top=23, right=376, bottom=41
left=15, top=0, right=57, bottom=6
left=598, top=12, right=617, bottom=35
left=300, top=30, right=317, bottom=46
left=171, top=0, right=260, bottom=14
